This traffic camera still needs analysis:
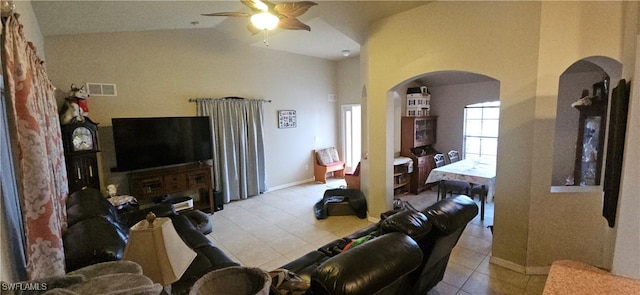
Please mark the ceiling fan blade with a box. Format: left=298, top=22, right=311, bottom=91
left=260, top=0, right=278, bottom=12
left=278, top=17, right=311, bottom=31
left=241, top=0, right=274, bottom=13
left=201, top=12, right=251, bottom=17
left=274, top=1, right=317, bottom=18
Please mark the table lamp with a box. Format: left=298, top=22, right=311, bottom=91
left=124, top=212, right=197, bottom=292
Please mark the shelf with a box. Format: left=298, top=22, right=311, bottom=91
left=394, top=181, right=409, bottom=189
left=393, top=158, right=411, bottom=196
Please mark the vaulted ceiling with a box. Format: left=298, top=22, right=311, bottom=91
left=31, top=1, right=429, bottom=61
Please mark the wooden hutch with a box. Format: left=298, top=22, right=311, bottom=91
left=400, top=116, right=438, bottom=194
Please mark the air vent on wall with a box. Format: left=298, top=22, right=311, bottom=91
left=86, top=83, right=117, bottom=96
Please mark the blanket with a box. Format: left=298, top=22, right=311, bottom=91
left=314, top=189, right=367, bottom=219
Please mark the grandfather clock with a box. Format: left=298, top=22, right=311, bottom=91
left=61, top=117, right=100, bottom=193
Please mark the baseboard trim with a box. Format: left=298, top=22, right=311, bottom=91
left=268, top=178, right=315, bottom=191
left=526, top=266, right=551, bottom=275
left=490, top=257, right=551, bottom=275
left=490, top=256, right=526, bottom=273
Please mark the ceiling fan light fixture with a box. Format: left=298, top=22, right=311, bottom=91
left=251, top=12, right=279, bottom=30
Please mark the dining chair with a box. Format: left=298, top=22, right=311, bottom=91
left=447, top=150, right=461, bottom=164
left=434, top=153, right=470, bottom=200
left=469, top=184, right=488, bottom=220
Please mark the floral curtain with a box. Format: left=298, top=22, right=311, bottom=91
left=2, top=15, right=68, bottom=279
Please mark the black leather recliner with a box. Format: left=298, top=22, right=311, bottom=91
left=63, top=188, right=238, bottom=294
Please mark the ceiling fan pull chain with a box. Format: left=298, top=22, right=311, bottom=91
left=262, top=29, right=270, bottom=47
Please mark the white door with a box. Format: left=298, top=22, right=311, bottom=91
left=341, top=104, right=361, bottom=171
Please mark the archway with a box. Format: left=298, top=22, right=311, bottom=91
left=389, top=70, right=500, bottom=154
left=380, top=70, right=501, bottom=211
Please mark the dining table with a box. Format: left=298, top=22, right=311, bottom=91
left=426, top=158, right=496, bottom=219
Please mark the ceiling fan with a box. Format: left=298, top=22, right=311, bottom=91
left=202, top=0, right=318, bottom=34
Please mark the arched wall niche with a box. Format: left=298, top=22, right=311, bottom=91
left=389, top=70, right=500, bottom=155
left=551, top=56, right=622, bottom=189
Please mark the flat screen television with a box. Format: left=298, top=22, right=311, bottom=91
left=112, top=116, right=212, bottom=171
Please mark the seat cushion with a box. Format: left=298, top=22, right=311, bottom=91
left=310, top=233, right=423, bottom=295
left=324, top=161, right=345, bottom=168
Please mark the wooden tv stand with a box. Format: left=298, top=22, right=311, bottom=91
left=129, top=163, right=215, bottom=213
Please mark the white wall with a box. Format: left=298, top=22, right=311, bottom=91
left=365, top=3, right=543, bottom=266
left=336, top=55, right=362, bottom=158
left=12, top=1, right=44, bottom=59
left=364, top=0, right=637, bottom=272
left=527, top=1, right=631, bottom=271
left=337, top=56, right=361, bottom=106
left=43, top=28, right=339, bottom=193
left=611, top=37, right=640, bottom=279
left=429, top=81, right=501, bottom=154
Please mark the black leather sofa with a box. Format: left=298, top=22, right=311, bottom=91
left=62, top=188, right=238, bottom=294
left=281, top=194, right=479, bottom=295
left=64, top=188, right=476, bottom=295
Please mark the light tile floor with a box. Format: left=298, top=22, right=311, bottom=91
left=205, top=178, right=548, bottom=295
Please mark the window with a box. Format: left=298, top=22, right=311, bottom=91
left=463, top=101, right=500, bottom=162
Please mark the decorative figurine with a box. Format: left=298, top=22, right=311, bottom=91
left=68, top=84, right=90, bottom=116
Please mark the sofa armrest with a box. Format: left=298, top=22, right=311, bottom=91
left=63, top=218, right=128, bottom=272
left=67, top=261, right=142, bottom=279
left=310, top=232, right=423, bottom=295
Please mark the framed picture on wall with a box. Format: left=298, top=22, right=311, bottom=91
left=278, top=110, right=297, bottom=128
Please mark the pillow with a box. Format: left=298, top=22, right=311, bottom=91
left=315, top=149, right=333, bottom=165
left=328, top=147, right=340, bottom=162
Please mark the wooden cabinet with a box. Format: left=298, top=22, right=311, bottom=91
left=401, top=116, right=438, bottom=194
left=130, top=164, right=215, bottom=213
left=399, top=153, right=437, bottom=195
left=401, top=116, right=437, bottom=151
left=416, top=154, right=436, bottom=193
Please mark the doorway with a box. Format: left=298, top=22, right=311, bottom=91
left=342, top=104, right=361, bottom=171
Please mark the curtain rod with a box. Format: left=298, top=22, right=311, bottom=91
left=189, top=97, right=272, bottom=103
